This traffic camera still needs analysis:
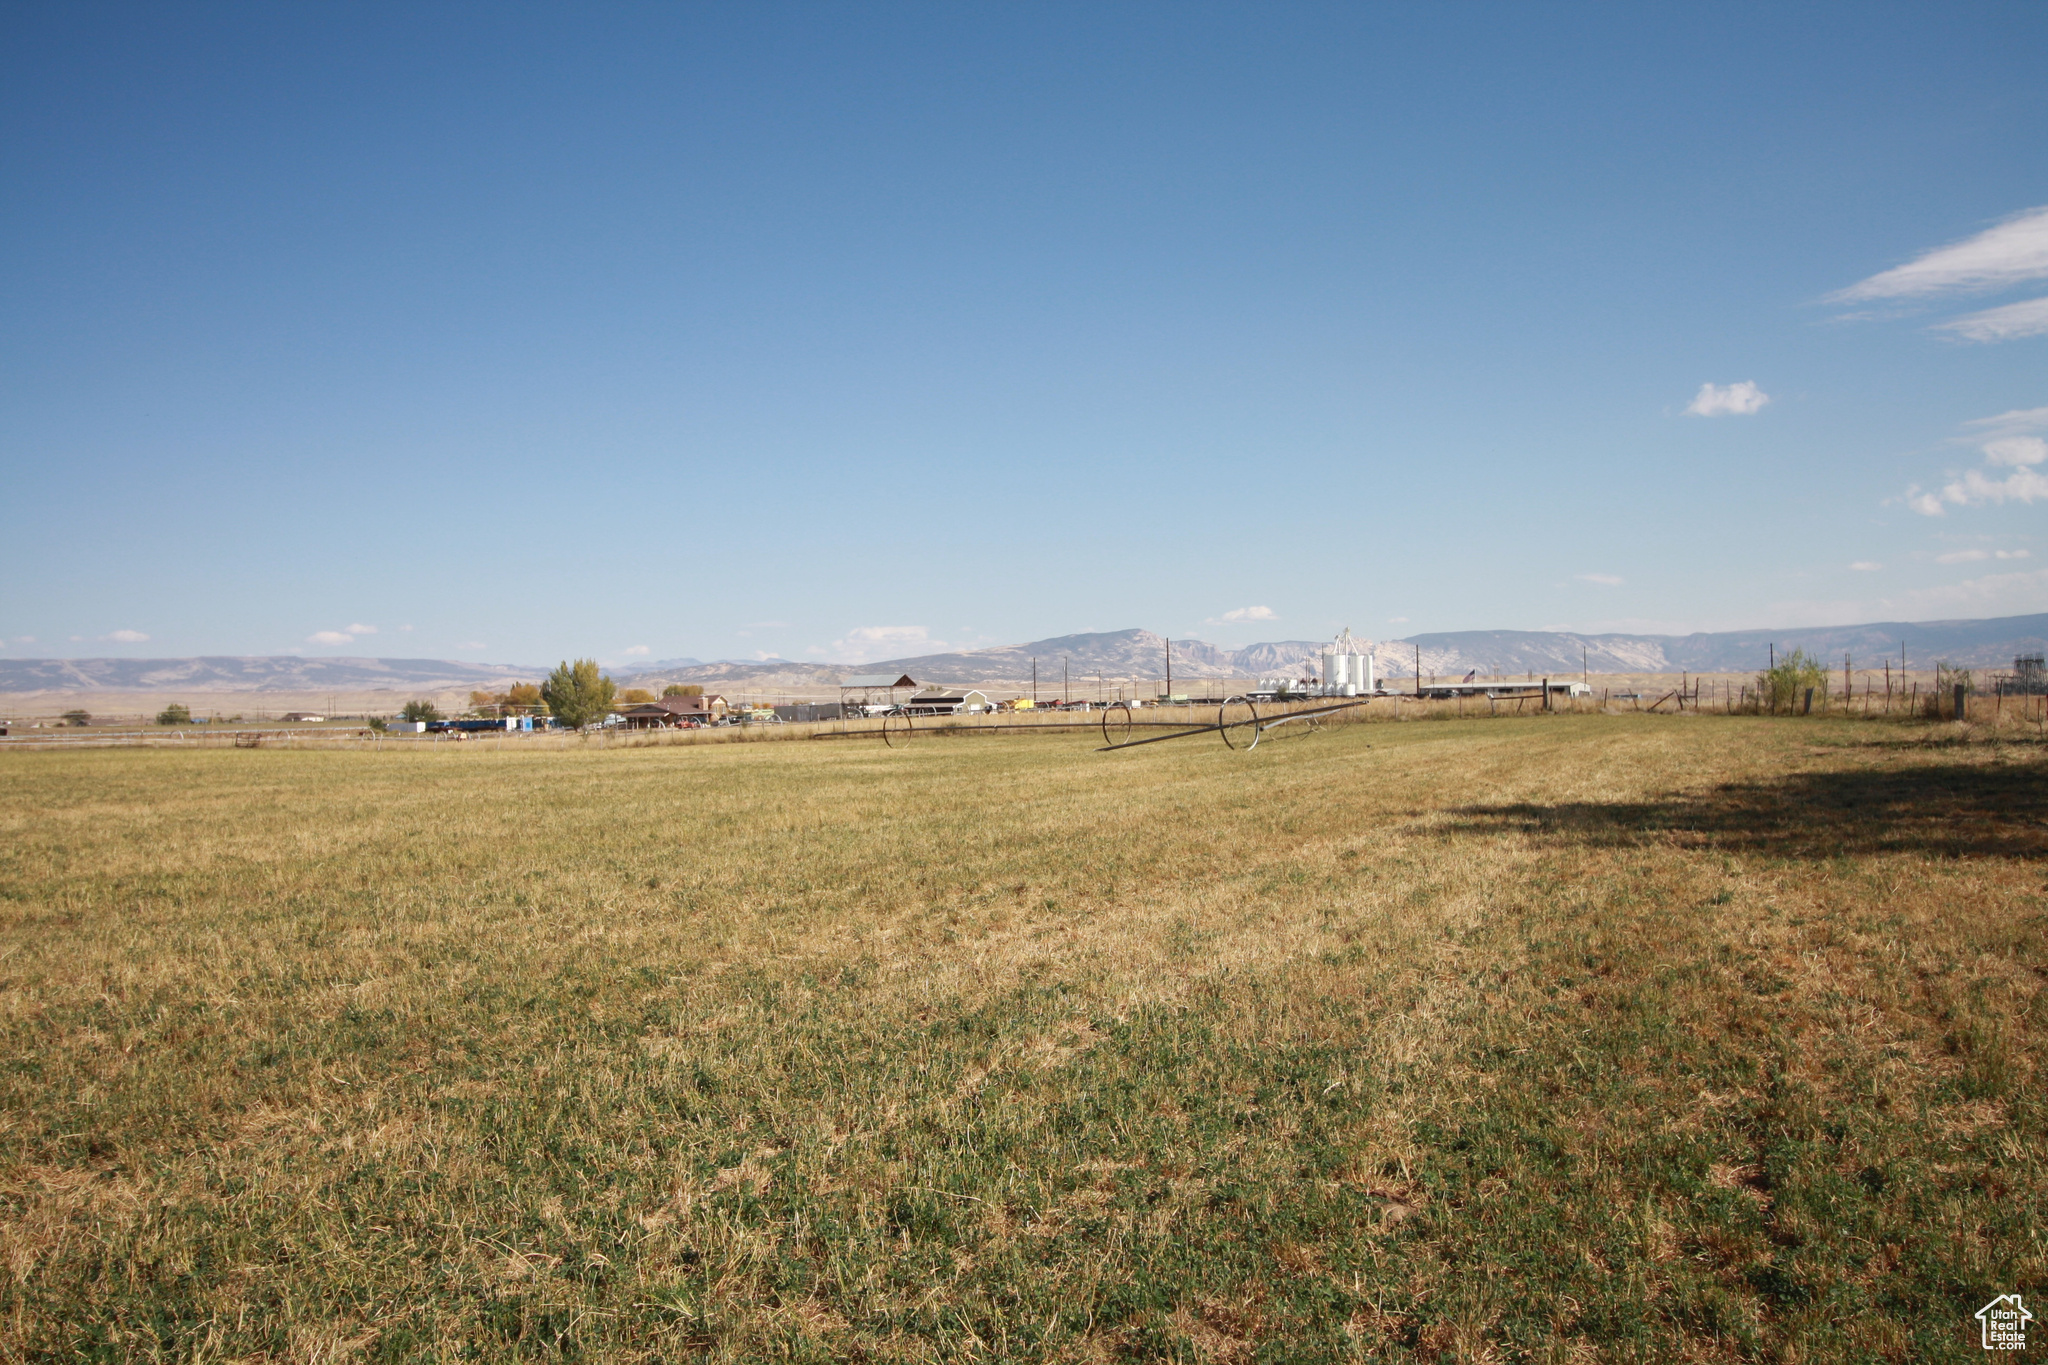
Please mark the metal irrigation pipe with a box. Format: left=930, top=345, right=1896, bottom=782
left=1096, top=695, right=1377, bottom=753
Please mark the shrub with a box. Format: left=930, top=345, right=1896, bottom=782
left=366, top=716, right=388, bottom=733
left=60, top=709, right=90, bottom=727
left=663, top=684, right=703, bottom=698
left=400, top=700, right=442, bottom=724
left=1756, top=650, right=1828, bottom=713
left=156, top=703, right=192, bottom=726
left=618, top=688, right=657, bottom=705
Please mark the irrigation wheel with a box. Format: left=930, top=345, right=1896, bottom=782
left=1217, top=695, right=1261, bottom=750
left=882, top=714, right=915, bottom=747
left=1101, top=702, right=1134, bottom=747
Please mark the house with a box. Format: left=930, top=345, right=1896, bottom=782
left=903, top=688, right=992, bottom=716
left=619, top=695, right=728, bottom=728
left=283, top=712, right=326, bottom=723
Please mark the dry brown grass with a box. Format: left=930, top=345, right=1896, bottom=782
left=0, top=713, right=2041, bottom=1360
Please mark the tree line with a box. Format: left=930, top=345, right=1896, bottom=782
left=400, top=661, right=703, bottom=730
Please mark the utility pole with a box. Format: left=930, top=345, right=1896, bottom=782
left=1414, top=643, right=1421, bottom=698
left=1063, top=656, right=1068, bottom=705
left=1032, top=658, right=1038, bottom=704
left=1582, top=646, right=1588, bottom=690
left=1165, top=639, right=1172, bottom=699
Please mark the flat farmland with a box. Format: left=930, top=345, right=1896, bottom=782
left=1, top=716, right=2042, bottom=1361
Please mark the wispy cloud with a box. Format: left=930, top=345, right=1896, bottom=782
left=1937, top=296, right=2048, bottom=343
left=1576, top=573, right=1625, bottom=586
left=621, top=645, right=650, bottom=656
left=1907, top=407, right=2048, bottom=514
left=1965, top=407, right=2048, bottom=441
left=1213, top=605, right=1277, bottom=623
left=1880, top=566, right=2048, bottom=617
left=830, top=625, right=937, bottom=664
left=1849, top=561, right=1883, bottom=571
left=1684, top=381, right=1769, bottom=417
left=104, top=629, right=150, bottom=643
left=308, top=624, right=380, bottom=646
left=1833, top=207, right=2048, bottom=344
left=1387, top=616, right=1409, bottom=624
left=456, top=641, right=486, bottom=651
left=1834, top=206, right=2048, bottom=301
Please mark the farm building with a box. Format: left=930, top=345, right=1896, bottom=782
left=840, top=673, right=917, bottom=716
left=903, top=688, right=992, bottom=716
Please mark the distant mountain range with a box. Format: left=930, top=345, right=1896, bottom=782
left=7, top=613, right=2047, bottom=694
left=0, top=656, right=544, bottom=693
left=618, top=614, right=2048, bottom=689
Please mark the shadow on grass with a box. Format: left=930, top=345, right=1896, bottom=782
left=1443, top=756, right=2048, bottom=861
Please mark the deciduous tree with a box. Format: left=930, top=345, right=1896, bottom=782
left=541, top=659, right=617, bottom=730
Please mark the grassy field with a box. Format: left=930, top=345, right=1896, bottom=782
left=1, top=714, right=2042, bottom=1361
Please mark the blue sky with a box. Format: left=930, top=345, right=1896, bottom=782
left=4, top=3, right=2046, bottom=666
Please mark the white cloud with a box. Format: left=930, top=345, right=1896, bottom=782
left=398, top=624, right=414, bottom=632
left=1984, top=436, right=2048, bottom=467
left=1684, top=381, right=1769, bottom=417
left=1834, top=206, right=2048, bottom=301
left=456, top=641, right=486, bottom=650
left=621, top=645, right=650, bottom=656
left=1937, top=296, right=2048, bottom=343
left=104, top=629, right=150, bottom=643
left=344, top=622, right=378, bottom=635
left=306, top=631, right=354, bottom=646
left=1387, top=616, right=1409, bottom=624
left=13, top=636, right=34, bottom=644
left=1914, top=466, right=2048, bottom=515
left=1907, top=407, right=2048, bottom=514
left=1576, top=573, right=1625, bottom=586
left=2001, top=548, right=2032, bottom=559
left=1849, top=561, right=1883, bottom=571
left=1220, top=605, right=1277, bottom=622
